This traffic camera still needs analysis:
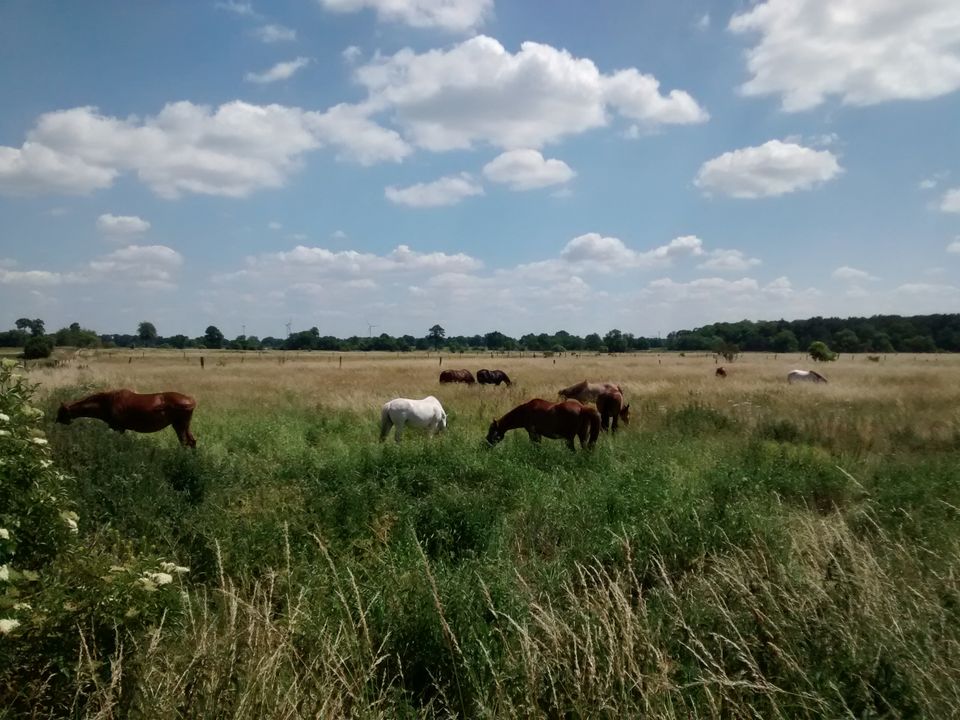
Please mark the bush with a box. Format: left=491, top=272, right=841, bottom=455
left=808, top=340, right=837, bottom=362
left=22, top=336, right=53, bottom=360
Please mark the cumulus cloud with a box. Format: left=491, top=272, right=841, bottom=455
left=96, top=213, right=150, bottom=237
left=217, top=1, right=256, bottom=16
left=246, top=57, right=310, bottom=83
left=558, top=233, right=705, bottom=271
left=832, top=266, right=878, bottom=281
left=317, top=0, right=492, bottom=32
left=385, top=173, right=483, bottom=207
left=0, top=101, right=408, bottom=198
left=940, top=188, right=960, bottom=213
left=947, top=238, right=960, bottom=254
left=698, top=249, right=761, bottom=272
left=254, top=24, right=296, bottom=42
left=0, top=244, right=183, bottom=290
left=730, top=0, right=960, bottom=111
left=695, top=140, right=842, bottom=198
left=342, top=45, right=363, bottom=63
left=353, top=35, right=707, bottom=151
left=482, top=149, right=575, bottom=190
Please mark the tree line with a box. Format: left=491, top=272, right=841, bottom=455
left=1, top=314, right=958, bottom=359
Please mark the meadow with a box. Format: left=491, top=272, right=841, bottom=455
left=3, top=349, right=960, bottom=718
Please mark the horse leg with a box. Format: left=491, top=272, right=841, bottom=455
left=526, top=429, right=541, bottom=443
left=611, top=414, right=619, bottom=433
left=600, top=412, right=610, bottom=432
left=394, top=419, right=404, bottom=443
left=379, top=413, right=393, bottom=442
left=566, top=435, right=576, bottom=451
left=179, top=409, right=197, bottom=448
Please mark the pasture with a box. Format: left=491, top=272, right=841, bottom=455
left=5, top=349, right=960, bottom=718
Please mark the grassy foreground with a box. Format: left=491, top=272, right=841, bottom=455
left=3, top=350, right=960, bottom=718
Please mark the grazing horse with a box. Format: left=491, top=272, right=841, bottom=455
left=56, top=389, right=197, bottom=447
left=486, top=399, right=600, bottom=451
left=439, top=369, right=476, bottom=384
left=787, top=369, right=828, bottom=384
left=380, top=396, right=447, bottom=442
left=558, top=379, right=623, bottom=403
left=716, top=367, right=727, bottom=378
left=596, top=389, right=630, bottom=433
left=477, top=369, right=512, bottom=386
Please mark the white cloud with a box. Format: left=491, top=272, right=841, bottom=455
left=947, top=238, right=960, bottom=254
left=246, top=57, right=310, bottom=84
left=268, top=221, right=282, bottom=230
left=558, top=233, right=705, bottom=271
left=695, top=140, right=842, bottom=198
left=730, top=0, right=960, bottom=111
left=698, top=249, right=761, bottom=272
left=385, top=172, right=483, bottom=207
left=318, top=0, right=492, bottom=32
left=0, top=244, right=183, bottom=290
left=0, top=268, right=67, bottom=286
left=353, top=35, right=707, bottom=151
left=696, top=13, right=710, bottom=30
left=254, top=24, right=296, bottom=42
left=482, top=149, right=575, bottom=190
left=0, top=101, right=408, bottom=198
left=217, top=1, right=256, bottom=16
left=342, top=45, right=363, bottom=64
left=832, top=265, right=877, bottom=281
left=96, top=213, right=150, bottom=237
left=940, top=188, right=960, bottom=213
left=331, top=229, right=348, bottom=240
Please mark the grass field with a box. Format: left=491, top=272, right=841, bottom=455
left=5, top=349, right=960, bottom=718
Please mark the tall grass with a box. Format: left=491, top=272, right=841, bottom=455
left=5, top=350, right=960, bottom=717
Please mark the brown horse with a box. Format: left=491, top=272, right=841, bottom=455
left=558, top=379, right=622, bottom=403
left=439, top=369, right=476, bottom=384
left=486, top=398, right=600, bottom=451
left=477, top=368, right=512, bottom=386
left=716, top=367, right=727, bottom=378
left=56, top=389, right=197, bottom=447
left=596, top=389, right=630, bottom=433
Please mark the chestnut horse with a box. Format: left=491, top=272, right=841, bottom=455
left=477, top=369, right=512, bottom=386
left=558, top=379, right=622, bottom=403
left=596, top=389, right=630, bottom=433
left=57, top=389, right=197, bottom=447
left=439, top=369, right=476, bottom=384
left=486, top=399, right=600, bottom=451
left=716, top=367, right=727, bottom=378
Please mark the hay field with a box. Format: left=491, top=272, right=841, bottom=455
left=6, top=349, right=960, bottom=718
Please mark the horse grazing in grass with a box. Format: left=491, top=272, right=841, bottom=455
left=439, top=369, right=475, bottom=384
left=558, top=379, right=622, bottom=403
left=380, top=396, right=447, bottom=442
left=486, top=399, right=600, bottom=451
left=787, top=369, right=828, bottom=384
left=596, top=389, right=630, bottom=433
left=57, top=389, right=197, bottom=447
left=716, top=367, right=727, bottom=378
left=477, top=369, right=512, bottom=386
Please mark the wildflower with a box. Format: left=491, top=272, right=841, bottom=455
left=0, top=430, right=10, bottom=437
left=0, top=413, right=9, bottom=423
left=0, top=528, right=8, bottom=540
left=0, top=565, right=8, bottom=581
left=12, top=603, right=31, bottom=611
left=39, top=459, right=52, bottom=468
left=0, top=619, right=20, bottom=634
left=160, top=562, right=190, bottom=574
left=31, top=437, right=48, bottom=446
left=23, top=406, right=43, bottom=419
left=144, top=571, right=174, bottom=586
left=0, top=359, right=15, bottom=369
left=61, top=511, right=79, bottom=533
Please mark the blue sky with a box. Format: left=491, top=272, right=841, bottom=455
left=1, top=0, right=958, bottom=339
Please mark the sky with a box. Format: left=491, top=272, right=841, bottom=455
left=0, top=0, right=959, bottom=340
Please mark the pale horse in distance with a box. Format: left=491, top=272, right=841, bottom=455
left=787, top=369, right=828, bottom=384
left=380, top=396, right=448, bottom=442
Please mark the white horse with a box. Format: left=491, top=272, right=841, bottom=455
left=787, top=369, right=828, bottom=384
left=379, top=396, right=447, bottom=442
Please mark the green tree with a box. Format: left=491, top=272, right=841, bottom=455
left=808, top=340, right=837, bottom=362
left=137, top=322, right=158, bottom=347
left=428, top=324, right=445, bottom=350
left=832, top=328, right=861, bottom=353
left=23, top=336, right=53, bottom=359
left=204, top=325, right=225, bottom=349
left=603, top=329, right=627, bottom=353
left=15, top=318, right=45, bottom=336
left=771, top=330, right=799, bottom=353
left=584, top=333, right=602, bottom=351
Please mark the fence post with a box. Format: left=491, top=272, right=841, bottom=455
left=200, top=356, right=205, bottom=369
left=339, top=355, right=343, bottom=368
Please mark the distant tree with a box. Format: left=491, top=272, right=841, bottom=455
left=428, top=324, right=445, bottom=350
left=584, top=333, right=602, bottom=351
left=168, top=334, right=190, bottom=349
left=832, top=328, right=861, bottom=353
left=15, top=318, right=45, bottom=336
left=23, top=335, right=53, bottom=359
left=771, top=330, right=799, bottom=353
left=871, top=332, right=895, bottom=353
left=603, top=329, right=627, bottom=353
left=902, top=335, right=937, bottom=353
left=808, top=341, right=837, bottom=362
left=137, top=322, right=158, bottom=346
left=204, top=325, right=225, bottom=349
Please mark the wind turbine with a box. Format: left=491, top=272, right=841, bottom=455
left=285, top=319, right=292, bottom=337
left=366, top=320, right=378, bottom=337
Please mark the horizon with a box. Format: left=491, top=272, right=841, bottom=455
left=1, top=1, right=959, bottom=337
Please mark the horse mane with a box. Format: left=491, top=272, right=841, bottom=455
left=811, top=370, right=827, bottom=382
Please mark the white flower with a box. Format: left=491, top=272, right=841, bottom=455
left=0, top=565, right=9, bottom=581
left=0, top=528, right=9, bottom=540
left=12, top=602, right=31, bottom=611
left=24, top=406, right=43, bottom=419
left=61, top=511, right=79, bottom=533
left=159, top=562, right=190, bottom=574
left=0, top=618, right=20, bottom=634
left=0, top=413, right=9, bottom=423
left=31, top=437, right=48, bottom=446
left=39, top=459, right=52, bottom=468
left=0, top=430, right=10, bottom=437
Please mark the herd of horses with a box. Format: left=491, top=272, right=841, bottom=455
left=54, top=367, right=827, bottom=452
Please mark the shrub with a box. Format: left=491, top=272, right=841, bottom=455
left=22, top=336, right=53, bottom=360
left=808, top=340, right=837, bottom=362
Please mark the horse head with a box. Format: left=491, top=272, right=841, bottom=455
left=486, top=419, right=504, bottom=446
left=620, top=404, right=631, bottom=426
left=56, top=403, right=72, bottom=425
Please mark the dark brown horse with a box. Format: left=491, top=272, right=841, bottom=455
left=439, top=369, right=476, bottom=384
left=486, top=399, right=600, bottom=451
left=477, top=368, right=512, bottom=386
left=558, top=379, right=622, bottom=403
left=716, top=367, right=727, bottom=378
left=596, top=389, right=630, bottom=433
left=56, top=389, right=197, bottom=447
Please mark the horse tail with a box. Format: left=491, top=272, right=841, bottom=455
left=379, top=405, right=393, bottom=440
left=587, top=409, right=601, bottom=447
